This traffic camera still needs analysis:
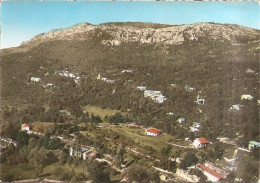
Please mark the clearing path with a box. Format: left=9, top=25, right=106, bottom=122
left=166, top=142, right=194, bottom=149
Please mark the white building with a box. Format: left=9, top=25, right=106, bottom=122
left=31, top=77, right=41, bottom=82
left=167, top=112, right=174, bottom=116
left=177, top=118, right=186, bottom=124
left=145, top=128, right=162, bottom=136
left=229, top=105, right=241, bottom=111
left=190, top=122, right=201, bottom=132
left=122, top=69, right=133, bottom=73
left=194, top=138, right=209, bottom=149
left=241, top=95, right=253, bottom=100
left=155, top=95, right=167, bottom=103
left=144, top=90, right=162, bottom=98
left=137, top=86, right=147, bottom=91
left=197, top=163, right=228, bottom=182
left=185, top=85, right=195, bottom=92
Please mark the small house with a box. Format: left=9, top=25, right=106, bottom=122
left=241, top=95, right=253, bottom=100
left=185, top=85, right=195, bottom=92
left=229, top=105, right=241, bottom=111
left=194, top=94, right=205, bottom=105
left=21, top=124, right=30, bottom=131
left=190, top=122, right=201, bottom=132
left=194, top=138, right=209, bottom=149
left=248, top=141, right=260, bottom=150
left=167, top=112, right=174, bottom=116
left=177, top=118, right=186, bottom=124
left=137, top=86, right=147, bottom=91
left=155, top=95, right=167, bottom=103
left=31, top=77, right=41, bottom=82
left=144, top=90, right=162, bottom=98
left=122, top=69, right=133, bottom=73
left=145, top=128, right=162, bottom=136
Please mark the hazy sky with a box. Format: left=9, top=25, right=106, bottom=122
left=1, top=1, right=259, bottom=49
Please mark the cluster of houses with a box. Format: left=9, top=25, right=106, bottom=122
left=58, top=70, right=81, bottom=84
left=136, top=86, right=168, bottom=103
left=31, top=77, right=54, bottom=89
left=97, top=73, right=115, bottom=83
left=142, top=89, right=167, bottom=103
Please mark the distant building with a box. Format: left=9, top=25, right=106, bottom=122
left=167, top=112, right=174, bottom=116
left=248, top=141, right=260, bottom=150
left=190, top=122, right=201, bottom=132
left=194, top=94, right=205, bottom=105
left=185, top=85, right=195, bottom=92
left=145, top=128, right=162, bottom=136
left=31, top=77, right=41, bottom=82
left=144, top=90, right=162, bottom=98
left=21, top=124, right=30, bottom=131
left=137, top=86, right=147, bottom=91
left=144, top=90, right=167, bottom=103
left=122, top=69, right=133, bottom=73
left=177, top=118, right=186, bottom=124
left=229, top=104, right=242, bottom=111
left=194, top=138, right=209, bottom=149
left=155, top=95, right=167, bottom=103
left=241, top=95, right=253, bottom=100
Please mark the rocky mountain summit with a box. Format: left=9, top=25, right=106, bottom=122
left=22, top=22, right=260, bottom=47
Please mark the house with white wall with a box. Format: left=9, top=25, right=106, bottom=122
left=194, top=138, right=209, bottom=149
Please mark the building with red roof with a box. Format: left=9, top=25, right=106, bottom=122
left=198, top=163, right=225, bottom=182
left=21, top=124, right=30, bottom=131
left=145, top=128, right=162, bottom=136
left=193, top=138, right=209, bottom=149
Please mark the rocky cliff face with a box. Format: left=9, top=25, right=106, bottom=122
left=22, top=22, right=260, bottom=47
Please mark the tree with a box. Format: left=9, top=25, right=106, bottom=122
left=147, top=168, right=160, bottom=183
left=1, top=171, right=14, bottom=182
left=92, top=172, right=110, bottom=183
left=34, top=165, right=43, bottom=178
left=16, top=131, right=29, bottom=147
left=160, top=145, right=171, bottom=156
left=237, top=160, right=258, bottom=182
left=179, top=152, right=198, bottom=170
left=126, top=165, right=150, bottom=183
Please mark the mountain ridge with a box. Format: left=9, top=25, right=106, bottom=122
left=17, top=22, right=260, bottom=49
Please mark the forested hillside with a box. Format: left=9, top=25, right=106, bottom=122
left=1, top=22, right=259, bottom=145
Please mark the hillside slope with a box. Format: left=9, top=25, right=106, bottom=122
left=1, top=22, right=260, bottom=145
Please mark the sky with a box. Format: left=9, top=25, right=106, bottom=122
left=1, top=1, right=259, bottom=49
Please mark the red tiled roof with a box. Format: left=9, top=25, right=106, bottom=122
left=23, top=124, right=29, bottom=127
left=147, top=128, right=161, bottom=134
left=197, top=138, right=209, bottom=144
left=198, top=164, right=222, bottom=179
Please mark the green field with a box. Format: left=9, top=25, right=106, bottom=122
left=82, top=105, right=127, bottom=120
